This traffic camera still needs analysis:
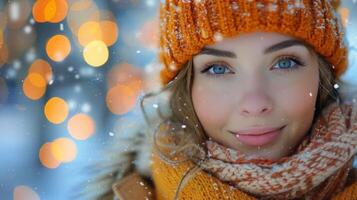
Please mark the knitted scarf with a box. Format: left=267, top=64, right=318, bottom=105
left=198, top=102, right=357, bottom=200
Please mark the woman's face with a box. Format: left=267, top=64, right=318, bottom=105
left=191, top=32, right=320, bottom=160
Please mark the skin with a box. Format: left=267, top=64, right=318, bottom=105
left=191, top=32, right=320, bottom=160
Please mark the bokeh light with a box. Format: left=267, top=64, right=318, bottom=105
left=44, top=97, right=69, bottom=124
left=39, top=142, right=61, bottom=169
left=28, top=59, right=53, bottom=83
left=46, top=0, right=69, bottom=23
left=22, top=73, right=47, bottom=100
left=66, top=0, right=100, bottom=37
left=77, top=21, right=102, bottom=46
left=107, top=62, right=143, bottom=96
left=51, top=138, right=77, bottom=163
left=67, top=113, right=95, bottom=140
left=46, top=34, right=71, bottom=62
left=338, top=7, right=350, bottom=27
left=99, top=20, right=119, bottom=47
left=13, top=185, right=40, bottom=200
left=32, top=0, right=47, bottom=23
left=32, top=0, right=69, bottom=23
left=83, top=40, right=108, bottom=67
left=77, top=20, right=118, bottom=47
left=137, top=18, right=159, bottom=49
left=106, top=84, right=137, bottom=115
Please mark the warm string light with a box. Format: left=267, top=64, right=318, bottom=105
left=44, top=97, right=69, bottom=124
left=13, top=185, right=40, bottom=200
left=22, top=73, right=47, bottom=100
left=106, top=63, right=143, bottom=115
left=32, top=0, right=68, bottom=23
left=45, top=34, right=71, bottom=62
left=39, top=137, right=77, bottom=169
left=83, top=40, right=109, bottom=67
left=28, top=59, right=53, bottom=83
left=67, top=113, right=95, bottom=140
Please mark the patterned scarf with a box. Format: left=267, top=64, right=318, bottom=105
left=198, top=102, right=357, bottom=200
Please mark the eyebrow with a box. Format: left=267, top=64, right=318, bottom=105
left=264, top=39, right=310, bottom=54
left=199, top=39, right=310, bottom=58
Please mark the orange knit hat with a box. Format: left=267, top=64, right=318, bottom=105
left=158, top=0, right=348, bottom=85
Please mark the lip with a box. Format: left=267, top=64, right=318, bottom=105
left=233, top=125, right=285, bottom=135
left=230, top=125, right=285, bottom=146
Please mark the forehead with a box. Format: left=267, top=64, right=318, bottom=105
left=205, top=32, right=297, bottom=51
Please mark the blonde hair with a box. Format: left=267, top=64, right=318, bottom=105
left=141, top=48, right=342, bottom=199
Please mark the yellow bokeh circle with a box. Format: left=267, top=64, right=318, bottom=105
left=83, top=40, right=108, bottom=67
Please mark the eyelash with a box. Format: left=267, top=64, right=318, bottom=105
left=200, top=55, right=306, bottom=76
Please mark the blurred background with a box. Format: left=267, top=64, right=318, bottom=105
left=0, top=0, right=356, bottom=199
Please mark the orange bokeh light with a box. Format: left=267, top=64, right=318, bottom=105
left=39, top=142, right=61, bottom=169
left=107, top=63, right=142, bottom=88
left=77, top=20, right=118, bottom=47
left=46, top=34, right=71, bottom=62
left=32, top=0, right=69, bottom=23
left=338, top=7, right=349, bottom=27
left=14, top=185, right=40, bottom=200
left=44, top=0, right=57, bottom=21
left=67, top=0, right=100, bottom=36
left=67, top=113, right=95, bottom=140
left=22, top=73, right=47, bottom=100
left=49, top=0, right=69, bottom=23
left=32, top=0, right=47, bottom=23
left=100, top=20, right=118, bottom=47
left=137, top=18, right=159, bottom=49
left=51, top=138, right=77, bottom=163
left=106, top=84, right=137, bottom=115
left=28, top=59, right=53, bottom=83
left=107, top=63, right=143, bottom=97
left=77, top=21, right=101, bottom=46
left=44, top=97, right=69, bottom=124
left=127, top=79, right=143, bottom=96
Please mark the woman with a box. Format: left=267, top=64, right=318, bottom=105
left=88, top=0, right=357, bottom=199
left=149, top=0, right=357, bottom=199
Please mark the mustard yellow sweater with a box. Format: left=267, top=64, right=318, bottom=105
left=151, top=151, right=357, bottom=200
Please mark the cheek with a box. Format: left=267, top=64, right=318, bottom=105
left=191, top=83, right=233, bottom=132
left=274, top=68, right=319, bottom=127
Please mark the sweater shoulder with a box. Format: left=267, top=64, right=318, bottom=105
left=332, top=180, right=357, bottom=200
left=151, top=149, right=255, bottom=200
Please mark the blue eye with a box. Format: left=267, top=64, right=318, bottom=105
left=201, top=63, right=233, bottom=75
left=272, top=56, right=304, bottom=71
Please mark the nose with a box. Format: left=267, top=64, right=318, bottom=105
left=239, top=92, right=273, bottom=117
